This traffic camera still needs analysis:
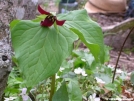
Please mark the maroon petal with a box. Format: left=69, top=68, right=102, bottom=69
left=40, top=16, right=55, bottom=27
left=38, top=5, right=50, bottom=15
left=56, top=19, right=66, bottom=26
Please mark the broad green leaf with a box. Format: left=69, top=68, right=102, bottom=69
left=66, top=78, right=82, bottom=101
left=11, top=20, right=78, bottom=87
left=58, top=9, right=105, bottom=63
left=52, top=82, right=69, bottom=101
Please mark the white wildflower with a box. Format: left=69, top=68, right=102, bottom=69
left=81, top=58, right=86, bottom=62
left=81, top=70, right=87, bottom=76
left=74, top=67, right=83, bottom=74
left=107, top=64, right=114, bottom=69
left=74, top=67, right=87, bottom=76
left=116, top=69, right=123, bottom=74
left=59, top=67, right=65, bottom=72
left=95, top=77, right=105, bottom=84
left=89, top=93, right=100, bottom=101
left=4, top=97, right=17, bottom=101
left=56, top=74, right=60, bottom=79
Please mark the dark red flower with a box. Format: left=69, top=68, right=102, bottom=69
left=38, top=5, right=66, bottom=27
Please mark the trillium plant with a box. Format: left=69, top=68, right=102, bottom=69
left=10, top=5, right=106, bottom=101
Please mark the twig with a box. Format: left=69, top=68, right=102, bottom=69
left=102, top=18, right=134, bottom=36
left=112, top=27, right=134, bottom=83
left=110, top=54, right=134, bottom=61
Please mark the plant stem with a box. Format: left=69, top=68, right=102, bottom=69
left=49, top=74, right=56, bottom=101
left=65, top=0, right=69, bottom=12
left=75, top=39, right=81, bottom=49
left=112, top=27, right=134, bottom=83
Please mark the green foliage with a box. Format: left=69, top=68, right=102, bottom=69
left=11, top=9, right=105, bottom=87
left=4, top=67, right=22, bottom=98
left=52, top=82, right=69, bottom=101
left=11, top=21, right=77, bottom=87
left=58, top=10, right=105, bottom=63
left=8, top=8, right=126, bottom=101
left=66, top=78, right=82, bottom=101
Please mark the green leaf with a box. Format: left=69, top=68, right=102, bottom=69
left=131, top=71, right=134, bottom=84
left=52, top=82, right=69, bottom=101
left=11, top=20, right=78, bottom=87
left=58, top=9, right=105, bottom=63
left=66, top=78, right=82, bottom=101
left=73, top=50, right=95, bottom=68
left=12, top=56, right=19, bottom=66
left=95, top=73, right=111, bottom=84
left=10, top=20, right=20, bottom=29
left=104, top=46, right=111, bottom=62
left=73, top=57, right=85, bottom=68
left=104, top=83, right=116, bottom=91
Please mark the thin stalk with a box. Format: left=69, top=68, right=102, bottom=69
left=112, top=27, right=134, bottom=83
left=75, top=39, right=81, bottom=50
left=49, top=74, right=56, bottom=101
left=65, top=0, right=69, bottom=12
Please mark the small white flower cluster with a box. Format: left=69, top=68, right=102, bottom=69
left=74, top=67, right=87, bottom=76
left=4, top=97, right=17, bottom=101
left=95, top=77, right=105, bottom=84
left=89, top=93, right=100, bottom=101
left=108, top=64, right=123, bottom=74
left=56, top=67, right=65, bottom=79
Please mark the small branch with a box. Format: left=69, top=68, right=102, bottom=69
left=112, top=27, right=134, bottom=83
left=102, top=18, right=134, bottom=36
left=49, top=74, right=56, bottom=101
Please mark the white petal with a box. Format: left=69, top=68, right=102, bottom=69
left=81, top=58, right=86, bottom=62
left=56, top=74, right=60, bottom=79
left=74, top=68, right=82, bottom=74
left=107, top=64, right=114, bottom=69
left=92, top=93, right=96, bottom=98
left=59, top=67, right=65, bottom=72
left=9, top=97, right=17, bottom=100
left=116, top=69, right=123, bottom=74
left=94, top=97, right=100, bottom=101
left=81, top=70, right=87, bottom=76
left=95, top=77, right=105, bottom=84
left=4, top=98, right=10, bottom=101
